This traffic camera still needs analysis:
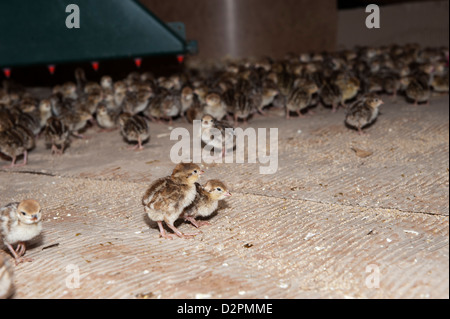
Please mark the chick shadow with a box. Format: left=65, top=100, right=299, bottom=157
left=0, top=152, right=26, bottom=165
left=142, top=214, right=158, bottom=233
left=142, top=213, right=191, bottom=234
left=27, top=232, right=45, bottom=252
left=121, top=136, right=150, bottom=150
left=1, top=232, right=45, bottom=260
left=344, top=117, right=379, bottom=133
left=44, top=142, right=71, bottom=154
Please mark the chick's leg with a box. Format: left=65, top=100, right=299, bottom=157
left=71, top=132, right=86, bottom=139
left=331, top=103, right=338, bottom=113
left=296, top=110, right=306, bottom=118
left=137, top=137, right=144, bottom=151
left=357, top=127, right=365, bottom=135
left=2, top=156, right=17, bottom=168
left=391, top=91, right=397, bottom=101
left=185, top=216, right=210, bottom=228
left=22, top=150, right=28, bottom=165
left=164, top=218, right=198, bottom=238
left=51, top=144, right=59, bottom=155
left=128, top=137, right=145, bottom=151
left=127, top=144, right=138, bottom=150
left=5, top=243, right=32, bottom=265
left=157, top=221, right=173, bottom=239
left=257, top=109, right=266, bottom=116
left=15, top=242, right=26, bottom=257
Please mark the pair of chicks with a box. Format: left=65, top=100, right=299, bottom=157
left=320, top=73, right=361, bottom=113
left=0, top=199, right=43, bottom=267
left=95, top=104, right=151, bottom=151
left=142, top=163, right=231, bottom=239
left=25, top=90, right=96, bottom=158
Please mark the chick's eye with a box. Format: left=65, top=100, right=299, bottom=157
left=216, top=188, right=222, bottom=191
left=193, top=170, right=198, bottom=174
left=21, top=211, right=26, bottom=216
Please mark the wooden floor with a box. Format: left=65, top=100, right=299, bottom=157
left=1, top=94, right=448, bottom=299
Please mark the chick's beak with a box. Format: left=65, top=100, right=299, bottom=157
left=225, top=192, right=232, bottom=197
left=199, top=170, right=205, bottom=175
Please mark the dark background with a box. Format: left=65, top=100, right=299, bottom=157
left=1, top=0, right=448, bottom=86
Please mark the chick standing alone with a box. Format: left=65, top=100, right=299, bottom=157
left=183, top=180, right=231, bottom=228
left=0, top=121, right=35, bottom=168
left=201, top=114, right=235, bottom=159
left=118, top=113, right=150, bottom=150
left=320, top=80, right=343, bottom=112
left=203, top=93, right=227, bottom=121
left=142, top=163, right=204, bottom=239
left=345, top=96, right=383, bottom=135
left=95, top=102, right=119, bottom=131
left=43, top=117, right=70, bottom=155
left=60, top=108, right=92, bottom=139
left=405, top=64, right=434, bottom=105
left=285, top=82, right=318, bottom=119
left=0, top=199, right=42, bottom=264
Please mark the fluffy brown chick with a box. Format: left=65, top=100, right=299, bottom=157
left=142, top=163, right=204, bottom=239
left=118, top=113, right=150, bottom=150
left=345, top=95, right=383, bottom=135
left=44, top=117, right=70, bottom=155
left=0, top=199, right=42, bottom=264
left=285, top=82, right=318, bottom=119
left=0, top=124, right=35, bottom=168
left=61, top=109, right=92, bottom=139
left=183, top=180, right=231, bottom=228
left=335, top=73, right=360, bottom=105
left=95, top=102, right=120, bottom=131
left=320, top=80, right=343, bottom=112
left=405, top=64, right=434, bottom=105
left=203, top=92, right=227, bottom=120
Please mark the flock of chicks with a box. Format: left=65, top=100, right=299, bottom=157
left=0, top=43, right=449, bottom=297
left=1, top=162, right=231, bottom=298
left=0, top=43, right=449, bottom=166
